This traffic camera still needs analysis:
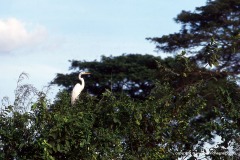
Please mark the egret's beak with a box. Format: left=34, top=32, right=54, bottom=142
left=82, top=72, right=91, bottom=75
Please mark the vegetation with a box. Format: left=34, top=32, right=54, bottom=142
left=1, top=0, right=240, bottom=159
left=147, top=0, right=240, bottom=74
left=1, top=52, right=239, bottom=159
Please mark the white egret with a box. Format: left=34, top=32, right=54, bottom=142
left=71, top=72, right=91, bottom=105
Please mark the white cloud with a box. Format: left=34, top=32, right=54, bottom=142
left=0, top=18, right=48, bottom=53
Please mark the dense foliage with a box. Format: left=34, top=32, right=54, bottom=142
left=1, top=53, right=240, bottom=159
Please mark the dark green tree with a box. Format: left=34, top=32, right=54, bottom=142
left=52, top=54, right=162, bottom=100
left=148, top=0, right=240, bottom=74
left=146, top=0, right=240, bottom=158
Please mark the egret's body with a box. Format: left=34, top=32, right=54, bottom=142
left=71, top=72, right=90, bottom=105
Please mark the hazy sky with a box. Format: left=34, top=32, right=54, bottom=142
left=0, top=0, right=206, bottom=102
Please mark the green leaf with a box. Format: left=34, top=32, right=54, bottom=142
left=57, top=144, right=61, bottom=152
left=135, top=120, right=140, bottom=125
left=31, top=103, right=38, bottom=110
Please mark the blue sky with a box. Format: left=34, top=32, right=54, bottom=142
left=0, top=0, right=206, bottom=103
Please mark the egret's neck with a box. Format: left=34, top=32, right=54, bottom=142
left=79, top=77, right=85, bottom=86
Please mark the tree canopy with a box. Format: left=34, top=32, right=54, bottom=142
left=52, top=54, right=162, bottom=100
left=148, top=0, right=240, bottom=74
